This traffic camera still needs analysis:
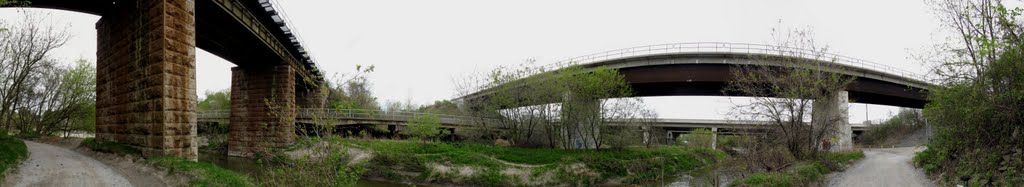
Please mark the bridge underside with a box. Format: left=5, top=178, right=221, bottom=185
left=16, top=0, right=325, bottom=159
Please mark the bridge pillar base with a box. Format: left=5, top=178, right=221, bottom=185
left=95, top=0, right=197, bottom=161
left=228, top=65, right=296, bottom=157
left=812, top=91, right=852, bottom=151
left=561, top=96, right=600, bottom=149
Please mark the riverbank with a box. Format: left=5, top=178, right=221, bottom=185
left=729, top=150, right=864, bottom=186
left=313, top=138, right=726, bottom=186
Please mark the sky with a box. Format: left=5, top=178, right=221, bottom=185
left=0, top=0, right=945, bottom=122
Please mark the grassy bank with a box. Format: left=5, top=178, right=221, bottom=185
left=148, top=157, right=255, bottom=187
left=79, top=138, right=254, bottom=187
left=334, top=138, right=726, bottom=186
left=730, top=151, right=864, bottom=187
left=0, top=135, right=28, bottom=178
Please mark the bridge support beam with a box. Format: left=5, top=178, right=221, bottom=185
left=561, top=96, right=600, bottom=149
left=228, top=65, right=296, bottom=157
left=812, top=91, right=852, bottom=151
left=95, top=0, right=197, bottom=160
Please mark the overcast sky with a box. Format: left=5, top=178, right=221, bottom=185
left=0, top=0, right=945, bottom=122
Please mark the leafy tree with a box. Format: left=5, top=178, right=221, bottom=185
left=197, top=90, right=230, bottom=112
left=407, top=113, right=441, bottom=142
left=915, top=0, right=1024, bottom=185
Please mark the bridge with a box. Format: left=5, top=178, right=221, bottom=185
left=460, top=42, right=933, bottom=150
left=5, top=0, right=326, bottom=159
left=196, top=109, right=873, bottom=142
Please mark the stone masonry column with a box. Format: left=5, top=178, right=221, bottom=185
left=229, top=65, right=296, bottom=157
left=812, top=91, right=851, bottom=151
left=95, top=0, right=197, bottom=160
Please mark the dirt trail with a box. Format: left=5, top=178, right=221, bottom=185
left=828, top=147, right=935, bottom=187
left=3, top=141, right=132, bottom=187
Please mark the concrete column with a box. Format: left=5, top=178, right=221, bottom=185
left=711, top=127, right=718, bottom=150
left=228, top=65, right=296, bottom=157
left=95, top=0, right=197, bottom=160
left=561, top=94, right=600, bottom=149
left=812, top=91, right=851, bottom=151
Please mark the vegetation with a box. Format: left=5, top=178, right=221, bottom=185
left=458, top=61, right=658, bottom=149
left=198, top=89, right=231, bottom=112
left=730, top=151, right=864, bottom=187
left=339, top=138, right=725, bottom=186
left=0, top=11, right=95, bottom=137
left=0, top=134, right=27, bottom=178
left=913, top=0, right=1024, bottom=185
left=148, top=157, right=256, bottom=187
left=677, top=128, right=716, bottom=149
left=79, top=137, right=141, bottom=156
left=859, top=109, right=926, bottom=147
left=407, top=113, right=442, bottom=141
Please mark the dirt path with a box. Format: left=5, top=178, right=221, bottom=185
left=828, top=147, right=935, bottom=187
left=3, top=140, right=132, bottom=187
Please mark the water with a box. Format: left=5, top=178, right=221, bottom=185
left=197, top=152, right=413, bottom=187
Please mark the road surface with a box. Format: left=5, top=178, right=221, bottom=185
left=3, top=141, right=132, bottom=187
left=828, top=147, right=935, bottom=187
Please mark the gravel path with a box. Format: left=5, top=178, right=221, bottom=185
left=828, top=147, right=935, bottom=187
left=3, top=140, right=132, bottom=187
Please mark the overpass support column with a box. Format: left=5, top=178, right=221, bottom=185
left=95, top=0, right=197, bottom=160
left=229, top=65, right=296, bottom=157
left=812, top=91, right=851, bottom=151
left=561, top=95, right=600, bottom=149
left=711, top=127, right=718, bottom=150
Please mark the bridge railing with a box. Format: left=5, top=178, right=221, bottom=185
left=473, top=42, right=926, bottom=91
left=195, top=109, right=496, bottom=127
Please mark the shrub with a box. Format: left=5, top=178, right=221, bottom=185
left=0, top=135, right=27, bottom=178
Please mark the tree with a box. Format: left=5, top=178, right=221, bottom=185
left=725, top=27, right=853, bottom=160
left=0, top=11, right=72, bottom=135
left=459, top=60, right=647, bottom=149
left=198, top=90, right=230, bottom=112
left=326, top=65, right=379, bottom=111
left=407, top=113, right=442, bottom=142
left=915, top=1, right=1024, bottom=185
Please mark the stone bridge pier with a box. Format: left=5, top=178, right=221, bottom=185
left=228, top=65, right=296, bottom=157
left=95, top=0, right=198, bottom=160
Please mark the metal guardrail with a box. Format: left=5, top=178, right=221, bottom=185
left=196, top=109, right=496, bottom=126
left=476, top=42, right=927, bottom=91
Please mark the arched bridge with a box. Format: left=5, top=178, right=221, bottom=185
left=5, top=0, right=326, bottom=159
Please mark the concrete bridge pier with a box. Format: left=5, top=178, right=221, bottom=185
left=228, top=65, right=296, bottom=157
left=95, top=0, right=198, bottom=160
left=561, top=95, right=601, bottom=149
left=812, top=91, right=852, bottom=151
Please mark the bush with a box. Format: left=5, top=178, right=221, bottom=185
left=0, top=135, right=27, bottom=178
left=731, top=150, right=863, bottom=187
left=677, top=128, right=715, bottom=149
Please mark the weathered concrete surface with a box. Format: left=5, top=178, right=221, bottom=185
left=3, top=141, right=131, bottom=187
left=95, top=0, right=198, bottom=160
left=828, top=147, right=935, bottom=187
left=229, top=65, right=296, bottom=157
left=813, top=91, right=852, bottom=151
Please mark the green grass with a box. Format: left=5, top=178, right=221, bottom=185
left=0, top=135, right=28, bottom=178
left=148, top=157, right=255, bottom=187
left=79, top=137, right=142, bottom=156
left=730, top=150, right=864, bottom=187
left=337, top=138, right=726, bottom=186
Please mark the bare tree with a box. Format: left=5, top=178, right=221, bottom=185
left=725, top=27, right=853, bottom=160
left=0, top=11, right=71, bottom=134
